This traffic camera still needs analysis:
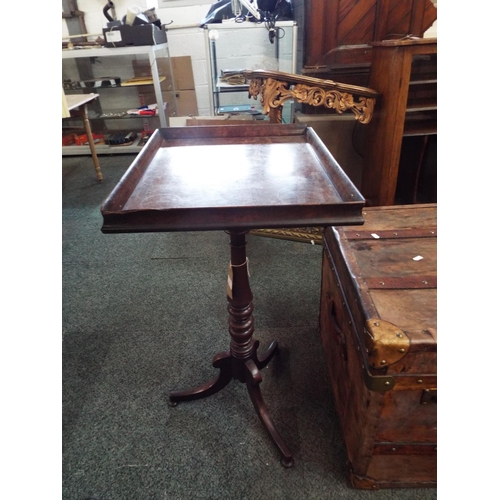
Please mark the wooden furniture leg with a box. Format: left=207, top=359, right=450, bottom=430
left=169, top=230, right=294, bottom=468
left=361, top=45, right=411, bottom=206
left=361, top=39, right=437, bottom=206
left=268, top=106, right=282, bottom=124
left=81, top=103, right=103, bottom=181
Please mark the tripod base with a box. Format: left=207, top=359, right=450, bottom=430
left=169, top=340, right=294, bottom=468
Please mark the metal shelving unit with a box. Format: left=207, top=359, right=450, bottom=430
left=62, top=43, right=174, bottom=156
left=204, top=21, right=297, bottom=122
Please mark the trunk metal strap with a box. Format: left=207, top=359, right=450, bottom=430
left=364, top=276, right=437, bottom=289
left=343, top=227, right=437, bottom=240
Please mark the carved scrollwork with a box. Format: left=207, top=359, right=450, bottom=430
left=292, top=85, right=327, bottom=107
left=266, top=79, right=290, bottom=109
left=353, top=97, right=375, bottom=124
left=247, top=78, right=265, bottom=103
left=247, top=77, right=375, bottom=124
left=247, top=78, right=290, bottom=117
left=250, top=227, right=323, bottom=244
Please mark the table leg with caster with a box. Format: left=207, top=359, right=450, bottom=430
left=244, top=358, right=294, bottom=468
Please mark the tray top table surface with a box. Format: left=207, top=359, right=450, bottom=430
left=101, top=124, right=365, bottom=233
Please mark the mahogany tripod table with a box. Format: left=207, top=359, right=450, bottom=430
left=101, top=124, right=365, bottom=467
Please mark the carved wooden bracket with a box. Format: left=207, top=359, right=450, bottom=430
left=241, top=70, right=379, bottom=244
left=243, top=69, right=378, bottom=124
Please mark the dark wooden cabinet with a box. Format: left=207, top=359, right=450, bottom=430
left=302, top=0, right=437, bottom=85
left=300, top=1, right=437, bottom=207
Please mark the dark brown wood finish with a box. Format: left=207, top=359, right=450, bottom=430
left=361, top=38, right=437, bottom=206
left=303, top=0, right=437, bottom=83
left=301, top=3, right=437, bottom=206
left=319, top=204, right=436, bottom=488
left=101, top=123, right=366, bottom=467
left=169, top=230, right=294, bottom=467
left=101, top=124, right=365, bottom=233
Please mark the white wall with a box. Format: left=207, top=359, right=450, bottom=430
left=63, top=0, right=214, bottom=115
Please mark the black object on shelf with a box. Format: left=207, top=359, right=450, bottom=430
left=106, top=132, right=137, bottom=146
left=79, top=77, right=121, bottom=88
left=103, top=24, right=167, bottom=47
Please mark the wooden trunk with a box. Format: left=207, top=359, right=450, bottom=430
left=319, top=204, right=437, bottom=489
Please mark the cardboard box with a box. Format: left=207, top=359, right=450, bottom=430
left=132, top=56, right=195, bottom=92
left=170, top=56, right=195, bottom=90
left=138, top=90, right=198, bottom=117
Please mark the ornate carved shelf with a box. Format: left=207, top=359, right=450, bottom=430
left=242, top=69, right=379, bottom=125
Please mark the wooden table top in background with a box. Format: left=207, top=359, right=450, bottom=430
left=65, top=93, right=99, bottom=111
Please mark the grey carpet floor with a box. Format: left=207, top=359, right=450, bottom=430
left=62, top=155, right=437, bottom=500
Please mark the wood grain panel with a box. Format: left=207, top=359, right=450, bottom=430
left=338, top=0, right=377, bottom=43
left=303, top=0, right=436, bottom=76
left=365, top=455, right=437, bottom=484
left=340, top=8, right=378, bottom=45
left=338, top=0, right=358, bottom=22
left=422, top=3, right=437, bottom=32
left=387, top=0, right=413, bottom=36
left=377, top=390, right=436, bottom=442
